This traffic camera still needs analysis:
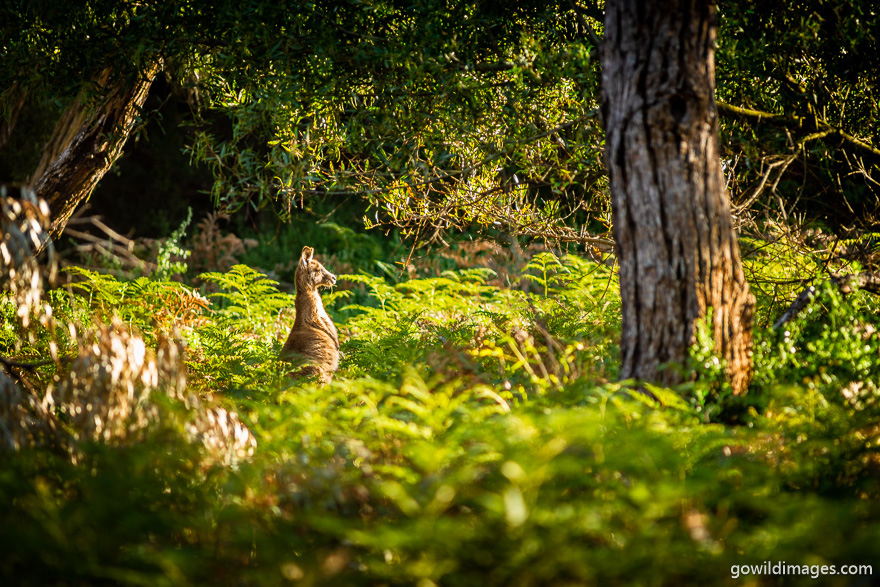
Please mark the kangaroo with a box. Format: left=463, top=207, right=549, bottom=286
left=280, top=246, right=340, bottom=383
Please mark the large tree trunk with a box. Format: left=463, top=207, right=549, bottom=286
left=30, top=64, right=161, bottom=238
left=602, top=0, right=755, bottom=394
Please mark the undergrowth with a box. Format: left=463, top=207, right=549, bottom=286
left=3, top=218, right=880, bottom=585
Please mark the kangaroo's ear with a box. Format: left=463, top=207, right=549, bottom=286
left=300, top=246, right=314, bottom=266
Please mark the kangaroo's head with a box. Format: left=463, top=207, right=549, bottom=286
left=296, top=246, right=337, bottom=292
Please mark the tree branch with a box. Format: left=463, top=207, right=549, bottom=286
left=291, top=115, right=597, bottom=198
left=773, top=272, right=880, bottom=330
left=717, top=101, right=880, bottom=162
left=566, top=0, right=603, bottom=52
left=772, top=286, right=817, bottom=330
left=0, top=355, right=59, bottom=370
left=31, top=62, right=162, bottom=239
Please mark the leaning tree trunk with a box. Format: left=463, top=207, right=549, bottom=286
left=30, top=64, right=161, bottom=238
left=602, top=0, right=755, bottom=394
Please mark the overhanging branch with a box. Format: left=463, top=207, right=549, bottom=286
left=717, top=101, right=880, bottom=162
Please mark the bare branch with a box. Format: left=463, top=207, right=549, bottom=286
left=733, top=155, right=796, bottom=213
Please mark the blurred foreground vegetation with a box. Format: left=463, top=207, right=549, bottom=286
left=2, top=207, right=880, bottom=586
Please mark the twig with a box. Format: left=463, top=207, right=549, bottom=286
left=290, top=116, right=597, bottom=198
left=61, top=211, right=157, bottom=275
left=600, top=255, right=617, bottom=302
left=830, top=272, right=880, bottom=295
left=90, top=216, right=135, bottom=244
left=513, top=228, right=614, bottom=248
left=733, top=155, right=795, bottom=213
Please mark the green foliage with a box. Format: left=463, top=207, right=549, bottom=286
left=684, top=310, right=733, bottom=419
left=187, top=265, right=295, bottom=392
left=198, top=265, right=291, bottom=331
left=522, top=251, right=571, bottom=297
left=716, top=0, right=880, bottom=225
left=62, top=266, right=208, bottom=345
left=5, top=2, right=880, bottom=580
left=332, top=252, right=619, bottom=393
left=753, top=280, right=880, bottom=407
left=234, top=204, right=398, bottom=283
left=1, top=0, right=608, bottom=246
left=5, top=245, right=880, bottom=584
left=154, top=207, right=192, bottom=281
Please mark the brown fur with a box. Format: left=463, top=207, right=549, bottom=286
left=280, top=246, right=340, bottom=383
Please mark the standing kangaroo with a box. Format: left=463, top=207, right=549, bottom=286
left=281, top=246, right=340, bottom=383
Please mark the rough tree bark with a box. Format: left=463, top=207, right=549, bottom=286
left=30, top=64, right=161, bottom=238
left=602, top=0, right=755, bottom=394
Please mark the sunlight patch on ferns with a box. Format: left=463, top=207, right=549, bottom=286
left=332, top=254, right=621, bottom=394
left=187, top=265, right=297, bottom=392
left=64, top=266, right=209, bottom=342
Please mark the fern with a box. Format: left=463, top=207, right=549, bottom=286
left=187, top=265, right=299, bottom=390
left=342, top=311, right=426, bottom=378
left=199, top=264, right=294, bottom=330
left=63, top=267, right=209, bottom=342
left=8, top=238, right=880, bottom=586
left=338, top=273, right=401, bottom=314
left=188, top=321, right=285, bottom=392
left=521, top=251, right=571, bottom=297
